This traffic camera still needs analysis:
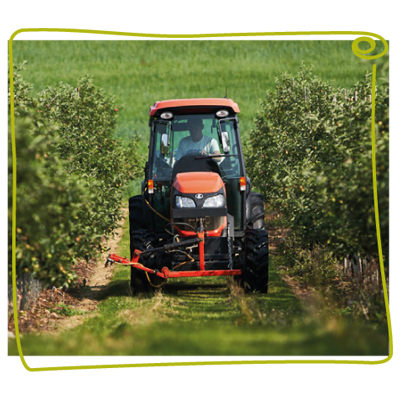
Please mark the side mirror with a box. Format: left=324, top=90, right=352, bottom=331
left=160, top=133, right=170, bottom=154
left=221, top=131, right=230, bottom=153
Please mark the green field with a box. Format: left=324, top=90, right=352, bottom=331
left=12, top=40, right=383, bottom=154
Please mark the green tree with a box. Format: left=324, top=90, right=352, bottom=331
left=247, top=63, right=388, bottom=263
left=37, top=76, right=142, bottom=256
left=9, top=63, right=92, bottom=286
left=9, top=63, right=143, bottom=287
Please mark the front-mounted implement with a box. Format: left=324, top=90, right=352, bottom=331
left=107, top=224, right=241, bottom=280
left=108, top=98, right=269, bottom=293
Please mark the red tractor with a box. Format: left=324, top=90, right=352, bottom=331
left=108, top=99, right=268, bottom=293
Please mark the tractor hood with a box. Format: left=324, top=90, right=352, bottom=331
left=173, top=172, right=224, bottom=194
left=171, top=171, right=227, bottom=237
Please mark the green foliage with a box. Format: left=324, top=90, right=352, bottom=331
left=9, top=63, right=92, bottom=286
left=50, top=303, right=86, bottom=316
left=278, top=241, right=386, bottom=324
left=9, top=62, right=142, bottom=287
left=7, top=54, right=33, bottom=113
left=247, top=63, right=389, bottom=262
left=37, top=76, right=142, bottom=254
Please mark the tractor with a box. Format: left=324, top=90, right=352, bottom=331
left=107, top=98, right=269, bottom=294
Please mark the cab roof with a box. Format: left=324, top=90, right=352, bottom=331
left=149, top=98, right=240, bottom=116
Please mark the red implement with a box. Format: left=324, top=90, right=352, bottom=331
left=106, top=228, right=241, bottom=280
left=107, top=251, right=241, bottom=279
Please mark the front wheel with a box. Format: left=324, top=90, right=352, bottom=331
left=129, top=195, right=145, bottom=233
left=130, top=229, right=165, bottom=294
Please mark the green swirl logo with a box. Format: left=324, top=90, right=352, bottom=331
left=352, top=35, right=388, bottom=59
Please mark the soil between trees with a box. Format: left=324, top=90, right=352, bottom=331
left=8, top=208, right=128, bottom=336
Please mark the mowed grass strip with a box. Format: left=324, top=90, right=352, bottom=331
left=9, top=218, right=388, bottom=356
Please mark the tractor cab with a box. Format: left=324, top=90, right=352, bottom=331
left=146, top=99, right=247, bottom=234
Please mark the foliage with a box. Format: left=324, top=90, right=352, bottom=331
left=277, top=240, right=387, bottom=324
left=9, top=62, right=142, bottom=287
left=37, top=76, right=142, bottom=254
left=9, top=63, right=91, bottom=286
left=247, top=63, right=389, bottom=263
left=8, top=60, right=33, bottom=112
left=50, top=303, right=86, bottom=316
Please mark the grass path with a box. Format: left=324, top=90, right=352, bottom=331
left=9, top=216, right=388, bottom=356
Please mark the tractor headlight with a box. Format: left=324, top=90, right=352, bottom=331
left=176, top=196, right=196, bottom=208
left=203, top=194, right=225, bottom=208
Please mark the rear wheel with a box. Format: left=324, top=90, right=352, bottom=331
left=240, top=228, right=269, bottom=293
left=130, top=229, right=165, bottom=294
left=247, top=192, right=265, bottom=230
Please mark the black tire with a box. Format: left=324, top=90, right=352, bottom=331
left=129, top=195, right=145, bottom=234
left=246, top=192, right=265, bottom=230
left=130, top=229, right=165, bottom=294
left=241, top=228, right=269, bottom=293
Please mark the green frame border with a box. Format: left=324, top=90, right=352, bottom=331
left=9, top=28, right=400, bottom=399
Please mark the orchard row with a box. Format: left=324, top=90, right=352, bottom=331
left=9, top=62, right=142, bottom=287
left=247, top=64, right=389, bottom=266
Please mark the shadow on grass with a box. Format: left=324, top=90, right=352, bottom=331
left=9, top=254, right=389, bottom=357
left=9, top=315, right=389, bottom=356
left=68, top=279, right=133, bottom=303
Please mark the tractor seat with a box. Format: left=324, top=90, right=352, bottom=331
left=172, top=154, right=221, bottom=180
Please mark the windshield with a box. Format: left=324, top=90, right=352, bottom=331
left=151, top=114, right=242, bottom=180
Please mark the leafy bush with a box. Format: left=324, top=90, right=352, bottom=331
left=247, top=63, right=389, bottom=263
left=37, top=76, right=142, bottom=255
left=9, top=64, right=91, bottom=286
left=9, top=63, right=142, bottom=287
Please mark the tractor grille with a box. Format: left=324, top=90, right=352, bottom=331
left=175, top=216, right=225, bottom=233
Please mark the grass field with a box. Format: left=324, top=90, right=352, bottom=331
left=12, top=40, right=384, bottom=155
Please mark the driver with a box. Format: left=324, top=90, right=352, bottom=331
left=175, top=116, right=221, bottom=160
